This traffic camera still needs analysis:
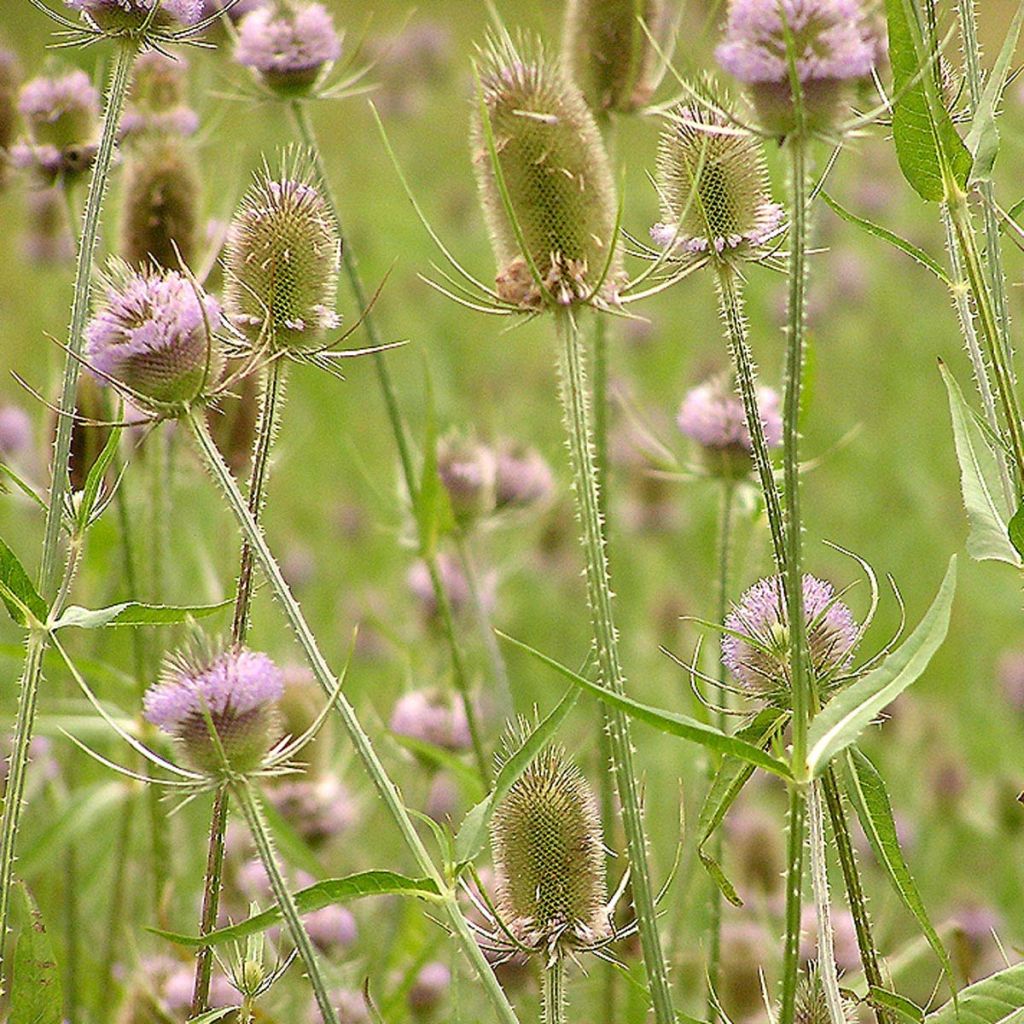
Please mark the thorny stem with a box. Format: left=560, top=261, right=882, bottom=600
left=190, top=786, right=230, bottom=1016
left=289, top=99, right=492, bottom=785
left=232, top=779, right=340, bottom=1024
left=186, top=412, right=522, bottom=1024
left=543, top=954, right=567, bottom=1024
left=554, top=310, right=677, bottom=1024
left=0, top=39, right=138, bottom=984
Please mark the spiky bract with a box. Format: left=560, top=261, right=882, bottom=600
left=490, top=730, right=609, bottom=954
left=563, top=0, right=667, bottom=114
left=793, top=966, right=858, bottom=1024
left=224, top=158, right=341, bottom=351
left=472, top=33, right=622, bottom=311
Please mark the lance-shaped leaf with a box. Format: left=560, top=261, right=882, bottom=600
left=926, top=961, right=1024, bottom=1024
left=75, top=425, right=122, bottom=533
left=497, top=631, right=793, bottom=780
left=1008, top=500, right=1024, bottom=560
left=152, top=872, right=442, bottom=948
left=805, top=557, right=957, bottom=777
left=11, top=882, right=63, bottom=1024
left=50, top=598, right=231, bottom=631
left=870, top=988, right=926, bottom=1024
left=0, top=537, right=47, bottom=628
left=940, top=363, right=1021, bottom=566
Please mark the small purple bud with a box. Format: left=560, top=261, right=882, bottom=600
left=305, top=903, right=357, bottom=953
left=0, top=405, right=32, bottom=458
left=121, top=51, right=198, bottom=141
left=408, top=961, right=450, bottom=1017
left=15, top=70, right=99, bottom=182
left=997, top=649, right=1024, bottom=712
left=407, top=553, right=496, bottom=621
left=494, top=440, right=555, bottom=509
left=23, top=186, right=73, bottom=265
left=436, top=432, right=497, bottom=527
left=389, top=689, right=472, bottom=752
left=267, top=775, right=357, bottom=846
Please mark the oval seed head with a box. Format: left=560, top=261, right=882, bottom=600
left=64, top=0, right=203, bottom=33
left=653, top=99, right=783, bottom=259
left=436, top=431, right=497, bottom=527
left=472, top=32, right=622, bottom=311
left=120, top=135, right=200, bottom=270
left=715, top=0, right=876, bottom=135
left=84, top=263, right=224, bottom=410
left=235, top=0, right=342, bottom=96
left=490, top=730, right=610, bottom=952
left=722, top=573, right=858, bottom=706
left=563, top=0, right=668, bottom=114
left=121, top=51, right=199, bottom=140
left=224, top=163, right=341, bottom=351
left=143, top=642, right=284, bottom=774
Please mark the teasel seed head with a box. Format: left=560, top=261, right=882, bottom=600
left=494, top=439, right=555, bottom=509
left=436, top=430, right=497, bottom=528
left=224, top=158, right=341, bottom=351
left=121, top=51, right=198, bottom=141
left=490, top=727, right=610, bottom=954
left=793, top=965, right=858, bottom=1024
left=472, top=31, right=622, bottom=311
left=143, top=640, right=284, bottom=775
left=65, top=0, right=203, bottom=33
left=653, top=93, right=782, bottom=260
left=563, top=0, right=669, bottom=114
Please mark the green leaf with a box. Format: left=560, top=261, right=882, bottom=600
left=0, top=463, right=47, bottom=512
left=805, top=557, right=957, bottom=777
left=940, top=363, right=1021, bottom=566
left=926, top=961, right=1024, bottom=1024
left=886, top=0, right=971, bottom=200
left=0, top=537, right=47, bottom=628
left=152, top=872, right=441, bottom=949
left=453, top=684, right=579, bottom=865
left=50, top=598, right=230, bottom=631
left=1009, top=500, right=1024, bottom=560
left=845, top=749, right=954, bottom=991
left=10, top=883, right=62, bottom=1024
left=869, top=987, right=926, bottom=1024
left=964, top=0, right=1024, bottom=182
left=497, top=631, right=793, bottom=780
left=821, top=192, right=950, bottom=283
left=75, top=425, right=121, bottom=533
left=695, top=709, right=786, bottom=907
left=187, top=1007, right=242, bottom=1024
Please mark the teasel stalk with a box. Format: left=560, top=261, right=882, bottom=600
left=184, top=409, right=523, bottom=1024
left=0, top=36, right=139, bottom=985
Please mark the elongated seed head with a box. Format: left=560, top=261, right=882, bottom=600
left=794, top=966, right=858, bottom=1024
left=472, top=32, right=622, bottom=310
left=224, top=158, right=341, bottom=351
left=563, top=0, right=668, bottom=114
left=491, top=728, right=609, bottom=951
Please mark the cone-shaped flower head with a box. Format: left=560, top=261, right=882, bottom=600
left=723, top=573, right=858, bottom=705
left=144, top=643, right=284, bottom=774
left=85, top=263, right=224, bottom=410
left=224, top=162, right=341, bottom=351
left=495, top=440, right=555, bottom=509
left=653, top=98, right=782, bottom=259
left=490, top=730, right=610, bottom=952
left=235, top=0, right=341, bottom=95
left=13, top=70, right=99, bottom=182
left=472, top=32, right=622, bottom=311
left=437, top=431, right=497, bottom=527
left=121, top=51, right=198, bottom=140
left=715, top=0, right=876, bottom=135
left=563, top=0, right=668, bottom=113
left=678, top=376, right=781, bottom=478
left=66, top=0, right=203, bottom=32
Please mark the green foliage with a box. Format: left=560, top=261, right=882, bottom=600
left=10, top=883, right=62, bottom=1024
left=0, top=537, right=47, bottom=628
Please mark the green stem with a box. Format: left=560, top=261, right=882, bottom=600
left=232, top=779, right=339, bottom=1024
left=289, top=99, right=490, bottom=783
left=186, top=411, right=522, bottom=1024
left=543, top=955, right=567, bottom=1024
left=0, top=39, right=138, bottom=981
left=554, top=311, right=676, bottom=1024
left=190, top=786, right=230, bottom=1016
left=808, top=781, right=847, bottom=1024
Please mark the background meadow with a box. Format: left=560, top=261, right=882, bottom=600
left=0, top=0, right=1023, bottom=1021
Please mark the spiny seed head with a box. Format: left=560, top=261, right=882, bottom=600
left=723, top=573, right=858, bottom=705
left=715, top=0, right=876, bottom=135
left=490, top=727, right=609, bottom=953
left=235, top=0, right=342, bottom=96
left=653, top=97, right=783, bottom=259
left=437, top=431, right=497, bottom=527
left=472, top=32, right=622, bottom=311
left=121, top=51, right=198, bottom=140
left=224, top=158, right=341, bottom=351
left=794, top=967, right=858, bottom=1024
left=563, top=0, right=668, bottom=114
left=65, top=0, right=203, bottom=32
left=85, top=262, right=224, bottom=410
left=120, top=135, right=200, bottom=270
left=143, top=641, right=284, bottom=774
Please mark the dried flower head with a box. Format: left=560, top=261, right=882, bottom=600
left=490, top=730, right=610, bottom=955
left=563, top=0, right=668, bottom=113
left=494, top=440, right=555, bottom=509
left=653, top=100, right=783, bottom=260
left=224, top=160, right=341, bottom=351
left=472, top=32, right=622, bottom=310
left=437, top=431, right=498, bottom=527
left=678, top=376, right=782, bottom=478
left=723, top=573, right=858, bottom=705
left=235, top=1, right=342, bottom=95
left=65, top=0, right=203, bottom=32
left=85, top=263, right=223, bottom=409
left=715, top=0, right=876, bottom=134
left=389, top=689, right=471, bottom=753
left=143, top=643, right=284, bottom=774
left=121, top=51, right=198, bottom=140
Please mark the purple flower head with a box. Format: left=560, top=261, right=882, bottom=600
left=121, top=51, right=198, bottom=140
left=437, top=432, right=497, bottom=526
left=235, top=2, right=342, bottom=93
left=66, top=0, right=203, bottom=31
left=202, top=0, right=266, bottom=21
left=144, top=645, right=284, bottom=773
left=85, top=265, right=223, bottom=408
left=494, top=440, right=555, bottom=509
left=409, top=962, right=450, bottom=1015
left=305, top=904, right=358, bottom=952
left=268, top=775, right=357, bottom=845
left=722, top=573, right=858, bottom=704
left=407, top=552, right=496, bottom=621
left=389, top=689, right=472, bottom=752
left=0, top=406, right=32, bottom=457
left=997, top=649, right=1024, bottom=712
left=23, top=186, right=74, bottom=266
left=16, top=70, right=99, bottom=180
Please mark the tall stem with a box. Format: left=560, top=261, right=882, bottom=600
left=543, top=955, right=567, bottom=1024
left=554, top=311, right=676, bottom=1024
left=232, top=780, right=339, bottom=1024
left=185, top=412, right=522, bottom=1024
left=0, top=39, right=138, bottom=980
left=190, top=786, right=230, bottom=1016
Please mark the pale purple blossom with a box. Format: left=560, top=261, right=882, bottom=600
left=997, top=650, right=1024, bottom=712
left=235, top=3, right=341, bottom=85
left=389, top=689, right=472, bottom=752
left=305, top=904, right=358, bottom=952
left=494, top=441, right=555, bottom=508
left=267, top=776, right=357, bottom=844
left=66, top=0, right=204, bottom=27
left=409, top=962, right=450, bottom=1014
left=407, top=553, right=496, bottom=619
left=650, top=202, right=784, bottom=256
left=0, top=406, right=32, bottom=457
left=678, top=380, right=782, bottom=452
